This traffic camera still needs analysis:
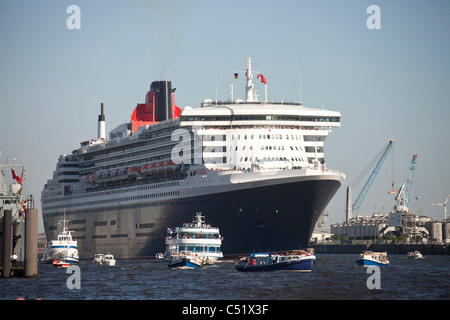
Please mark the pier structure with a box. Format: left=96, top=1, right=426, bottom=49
left=0, top=162, right=38, bottom=277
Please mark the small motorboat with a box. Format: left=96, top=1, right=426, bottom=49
left=53, top=258, right=70, bottom=268
left=407, top=251, right=423, bottom=259
left=93, top=253, right=105, bottom=265
left=167, top=252, right=205, bottom=270
left=356, top=251, right=389, bottom=267
left=235, top=249, right=316, bottom=272
left=103, top=253, right=116, bottom=266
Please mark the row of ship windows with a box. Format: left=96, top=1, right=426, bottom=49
left=82, top=130, right=174, bottom=161
left=173, top=246, right=221, bottom=253
left=93, top=221, right=156, bottom=229
left=182, top=115, right=340, bottom=122
left=79, top=133, right=323, bottom=173
left=79, top=152, right=173, bottom=176
left=81, top=144, right=174, bottom=169
left=231, top=133, right=303, bottom=140
left=49, top=222, right=155, bottom=232
left=236, top=156, right=306, bottom=162
left=45, top=200, right=197, bottom=220
left=46, top=190, right=182, bottom=210
left=228, top=145, right=304, bottom=152
left=91, top=233, right=156, bottom=239
left=44, top=180, right=183, bottom=204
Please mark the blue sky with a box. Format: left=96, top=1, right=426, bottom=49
left=1, top=0, right=449, bottom=232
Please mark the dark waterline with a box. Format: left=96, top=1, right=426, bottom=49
left=1, top=254, right=448, bottom=300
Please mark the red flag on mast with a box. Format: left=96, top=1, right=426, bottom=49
left=257, top=74, right=267, bottom=84
left=11, top=168, right=22, bottom=184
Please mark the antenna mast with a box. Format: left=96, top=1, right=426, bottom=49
left=245, top=56, right=256, bottom=102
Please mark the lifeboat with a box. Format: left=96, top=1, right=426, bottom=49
left=155, top=161, right=165, bottom=172
left=165, top=160, right=177, bottom=171
left=149, top=162, right=158, bottom=172
left=109, top=170, right=121, bottom=181
left=117, top=168, right=128, bottom=180
left=140, top=163, right=151, bottom=174
left=127, top=166, right=140, bottom=177
left=83, top=174, right=95, bottom=183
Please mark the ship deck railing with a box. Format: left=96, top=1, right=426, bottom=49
left=217, top=166, right=344, bottom=179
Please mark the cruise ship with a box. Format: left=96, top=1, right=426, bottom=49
left=41, top=57, right=345, bottom=259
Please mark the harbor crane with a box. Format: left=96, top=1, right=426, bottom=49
left=393, top=154, right=418, bottom=211
left=346, top=139, right=395, bottom=221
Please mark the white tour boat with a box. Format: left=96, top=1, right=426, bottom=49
left=164, top=212, right=223, bottom=263
left=39, top=216, right=79, bottom=264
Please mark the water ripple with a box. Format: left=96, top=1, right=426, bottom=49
left=1, top=254, right=449, bottom=300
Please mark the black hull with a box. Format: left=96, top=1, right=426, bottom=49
left=43, top=177, right=342, bottom=259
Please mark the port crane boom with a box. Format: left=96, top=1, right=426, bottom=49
left=393, top=154, right=418, bottom=210
left=346, top=139, right=394, bottom=221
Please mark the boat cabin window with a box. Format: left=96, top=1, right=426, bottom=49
left=177, top=232, right=220, bottom=239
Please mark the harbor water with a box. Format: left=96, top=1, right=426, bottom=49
left=1, top=254, right=448, bottom=300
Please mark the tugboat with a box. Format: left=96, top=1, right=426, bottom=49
left=235, top=249, right=316, bottom=272
left=39, top=215, right=79, bottom=264
left=164, top=212, right=222, bottom=264
left=355, top=251, right=389, bottom=267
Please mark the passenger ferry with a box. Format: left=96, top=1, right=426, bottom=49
left=39, top=216, right=79, bottom=264
left=41, top=57, right=345, bottom=258
left=164, top=212, right=223, bottom=263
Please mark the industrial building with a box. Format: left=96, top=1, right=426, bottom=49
left=329, top=142, right=450, bottom=244
left=330, top=212, right=450, bottom=244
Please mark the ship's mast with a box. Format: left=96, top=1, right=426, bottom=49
left=245, top=57, right=255, bottom=102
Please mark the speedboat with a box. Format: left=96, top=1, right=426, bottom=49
left=235, top=249, right=316, bottom=272
left=93, top=254, right=105, bottom=264
left=407, top=251, right=423, bottom=259
left=39, top=216, right=79, bottom=264
left=167, top=252, right=205, bottom=270
left=103, top=253, right=116, bottom=266
left=356, top=251, right=389, bottom=267
left=53, top=258, right=70, bottom=268
left=164, top=212, right=223, bottom=263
